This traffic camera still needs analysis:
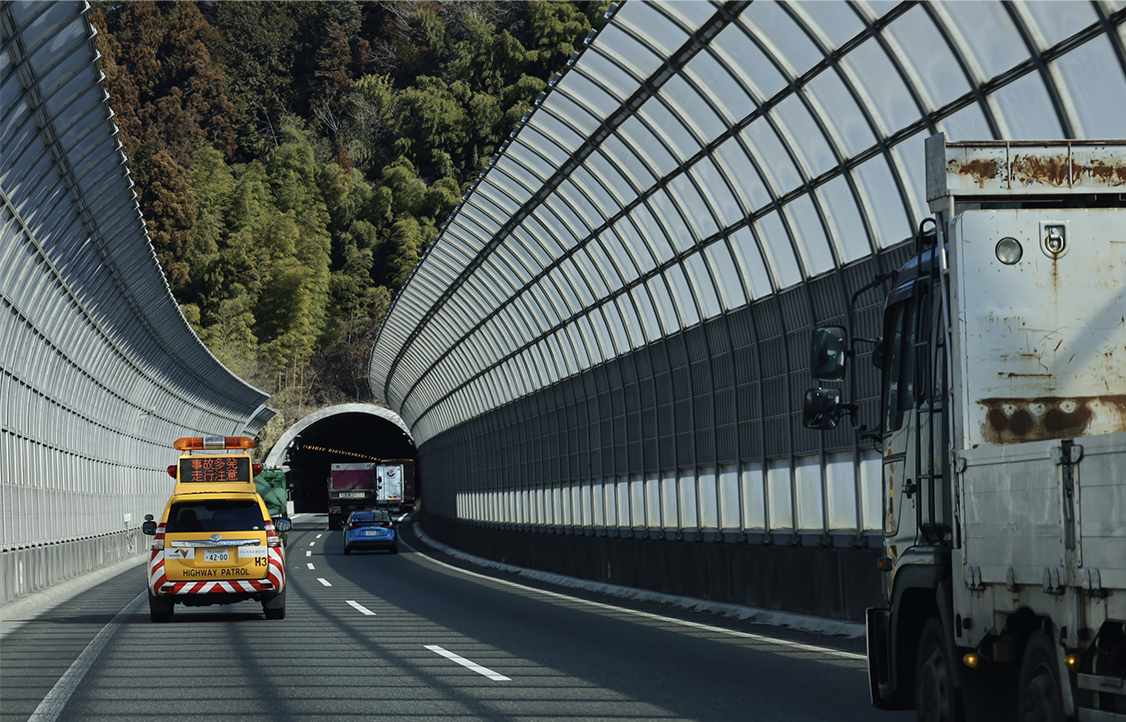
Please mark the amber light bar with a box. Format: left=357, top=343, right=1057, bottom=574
left=174, top=436, right=256, bottom=451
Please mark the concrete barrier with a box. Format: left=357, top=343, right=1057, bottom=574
left=1, top=530, right=146, bottom=605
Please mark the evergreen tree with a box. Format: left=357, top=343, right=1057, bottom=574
left=211, top=2, right=300, bottom=153
left=143, top=150, right=196, bottom=288
left=186, top=144, right=234, bottom=313
left=385, top=215, right=425, bottom=289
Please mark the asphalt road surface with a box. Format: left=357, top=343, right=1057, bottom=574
left=1, top=515, right=909, bottom=721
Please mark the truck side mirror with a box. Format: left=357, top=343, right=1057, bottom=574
left=803, top=388, right=844, bottom=430
left=871, top=336, right=886, bottom=370
left=810, top=326, right=847, bottom=382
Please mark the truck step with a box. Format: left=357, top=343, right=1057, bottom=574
left=1077, top=710, right=1126, bottom=722
left=1079, top=673, right=1126, bottom=697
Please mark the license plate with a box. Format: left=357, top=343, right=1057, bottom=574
left=365, top=530, right=381, bottom=536
left=203, top=549, right=229, bottom=562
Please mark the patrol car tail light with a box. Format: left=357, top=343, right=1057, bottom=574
left=152, top=525, right=165, bottom=551
left=265, top=523, right=281, bottom=548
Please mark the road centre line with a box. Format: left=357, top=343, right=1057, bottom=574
left=426, top=645, right=510, bottom=681
left=347, top=600, right=376, bottom=616
left=28, top=591, right=145, bottom=722
left=408, top=541, right=864, bottom=661
left=317, top=578, right=332, bottom=587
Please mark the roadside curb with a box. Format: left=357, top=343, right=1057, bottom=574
left=409, top=522, right=866, bottom=639
left=0, top=555, right=147, bottom=623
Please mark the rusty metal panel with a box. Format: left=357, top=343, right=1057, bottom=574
left=928, top=137, right=1126, bottom=202
left=949, top=208, right=1126, bottom=451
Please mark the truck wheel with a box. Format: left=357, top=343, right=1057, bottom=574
left=149, top=592, right=174, bottom=623
left=916, top=617, right=964, bottom=722
left=1018, top=631, right=1063, bottom=722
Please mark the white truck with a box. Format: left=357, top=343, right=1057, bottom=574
left=377, top=459, right=416, bottom=512
left=376, top=462, right=403, bottom=509
left=804, top=135, right=1125, bottom=721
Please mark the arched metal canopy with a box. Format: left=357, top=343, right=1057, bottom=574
left=371, top=0, right=1126, bottom=447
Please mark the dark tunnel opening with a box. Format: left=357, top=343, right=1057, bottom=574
left=278, top=412, right=415, bottom=513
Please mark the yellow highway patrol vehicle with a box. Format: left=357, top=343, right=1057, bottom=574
left=142, top=436, right=291, bottom=622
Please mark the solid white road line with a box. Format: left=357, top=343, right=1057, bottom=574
left=27, top=591, right=145, bottom=722
left=347, top=600, right=376, bottom=616
left=317, top=578, right=332, bottom=587
left=406, top=541, right=865, bottom=661
left=307, top=563, right=315, bottom=570
left=425, top=645, right=510, bottom=681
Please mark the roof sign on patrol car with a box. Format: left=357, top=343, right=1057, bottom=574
left=179, top=456, right=251, bottom=483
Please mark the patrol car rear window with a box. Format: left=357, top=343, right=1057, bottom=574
left=166, top=500, right=265, bottom=533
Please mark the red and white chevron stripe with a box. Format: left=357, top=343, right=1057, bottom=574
left=147, top=531, right=286, bottom=598
left=161, top=579, right=276, bottom=594
left=267, top=545, right=286, bottom=592
left=148, top=524, right=167, bottom=596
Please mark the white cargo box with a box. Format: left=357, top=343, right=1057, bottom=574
left=948, top=207, right=1126, bottom=451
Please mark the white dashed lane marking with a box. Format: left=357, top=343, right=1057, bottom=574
left=425, top=645, right=510, bottom=681
left=305, top=551, right=311, bottom=557
left=307, top=563, right=315, bottom=570
left=347, top=600, right=376, bottom=616
left=317, top=578, right=332, bottom=587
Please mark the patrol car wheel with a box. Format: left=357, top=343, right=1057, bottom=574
left=263, top=590, right=286, bottom=620
left=149, top=592, right=174, bottom=623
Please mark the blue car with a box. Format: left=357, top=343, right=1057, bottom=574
left=342, top=509, right=398, bottom=554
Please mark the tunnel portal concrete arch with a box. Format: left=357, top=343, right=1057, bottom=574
left=266, top=403, right=415, bottom=514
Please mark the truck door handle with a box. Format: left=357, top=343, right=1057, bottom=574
left=903, top=480, right=916, bottom=499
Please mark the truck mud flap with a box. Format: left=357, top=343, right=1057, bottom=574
left=867, top=607, right=900, bottom=709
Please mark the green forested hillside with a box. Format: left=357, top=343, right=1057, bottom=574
left=89, top=0, right=607, bottom=444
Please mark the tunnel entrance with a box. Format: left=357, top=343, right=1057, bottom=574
left=263, top=404, right=415, bottom=514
